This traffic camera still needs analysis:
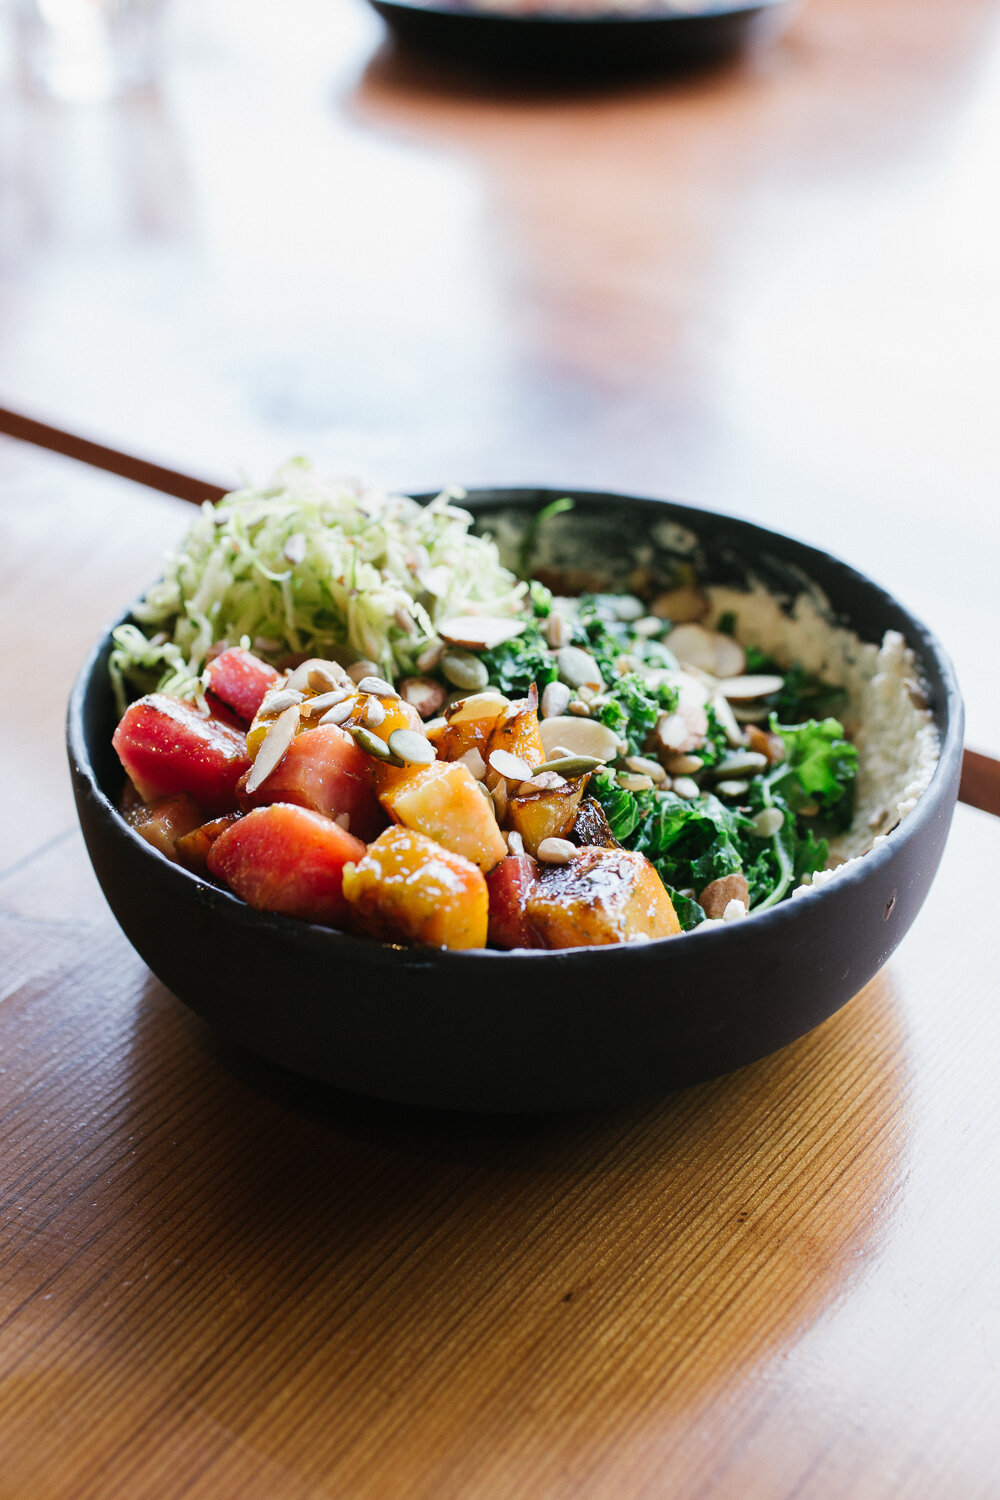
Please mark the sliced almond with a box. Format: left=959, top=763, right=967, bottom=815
left=489, top=749, right=533, bottom=783
left=710, top=693, right=746, bottom=748
left=717, top=674, right=785, bottom=701
left=287, top=658, right=350, bottom=693
left=438, top=615, right=527, bottom=652
left=556, top=645, right=604, bottom=691
left=667, top=623, right=746, bottom=679
left=655, top=704, right=708, bottom=754
left=538, top=715, right=620, bottom=763
left=399, top=676, right=447, bottom=720
left=245, top=705, right=300, bottom=793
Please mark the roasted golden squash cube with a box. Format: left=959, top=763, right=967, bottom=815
left=427, top=695, right=506, bottom=763
left=378, top=760, right=507, bottom=873
left=342, top=826, right=488, bottom=950
left=526, top=847, right=681, bottom=948
left=506, top=776, right=585, bottom=857
left=484, top=697, right=545, bottom=787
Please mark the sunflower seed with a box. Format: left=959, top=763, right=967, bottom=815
left=387, top=729, right=436, bottom=765
left=362, top=698, right=386, bottom=729
left=711, top=693, right=746, bottom=747
left=245, top=705, right=300, bottom=793
left=625, top=755, right=668, bottom=785
left=357, top=675, right=399, bottom=699
left=441, top=649, right=489, bottom=692
left=664, top=753, right=703, bottom=775
left=489, top=749, right=533, bottom=782
left=491, top=780, right=509, bottom=822
left=672, top=776, right=700, bottom=800
left=567, top=699, right=591, bottom=717
left=751, top=807, right=785, bottom=838
left=261, top=688, right=305, bottom=715
left=544, top=613, right=572, bottom=649
left=319, top=700, right=355, bottom=726
left=536, top=837, right=577, bottom=865
left=715, top=779, right=750, bottom=798
left=307, top=662, right=352, bottom=692
left=506, top=830, right=525, bottom=856
left=540, top=681, right=571, bottom=719
left=301, top=688, right=355, bottom=718
left=708, top=750, right=768, bottom=779
left=618, top=773, right=654, bottom=792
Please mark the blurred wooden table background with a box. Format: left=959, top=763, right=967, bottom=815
left=2, top=0, right=1000, bottom=1492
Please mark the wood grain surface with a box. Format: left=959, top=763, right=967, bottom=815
left=2, top=441, right=1000, bottom=1499
left=1, top=0, right=999, bottom=753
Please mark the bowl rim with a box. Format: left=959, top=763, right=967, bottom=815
left=369, top=0, right=784, bottom=27
left=67, top=485, right=965, bottom=970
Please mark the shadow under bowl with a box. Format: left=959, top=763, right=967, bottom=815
left=67, top=489, right=962, bottom=1112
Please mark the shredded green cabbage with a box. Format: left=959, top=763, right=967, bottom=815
left=109, top=460, right=526, bottom=714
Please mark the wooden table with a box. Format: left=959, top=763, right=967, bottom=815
left=2, top=0, right=1000, bottom=1487
left=1, top=435, right=999, bottom=1496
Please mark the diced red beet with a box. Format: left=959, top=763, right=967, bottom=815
left=237, top=724, right=387, bottom=843
left=207, top=803, right=366, bottom=925
left=124, top=792, right=208, bottom=863
left=175, top=813, right=241, bottom=876
left=486, top=854, right=542, bottom=949
left=113, top=693, right=251, bottom=814
left=204, top=647, right=280, bottom=724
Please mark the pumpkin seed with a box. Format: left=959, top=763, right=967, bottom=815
left=441, top=649, right=489, bottom=692
left=349, top=725, right=401, bottom=763
left=532, top=755, right=601, bottom=778
left=708, top=750, right=768, bottom=780
left=387, top=729, right=436, bottom=766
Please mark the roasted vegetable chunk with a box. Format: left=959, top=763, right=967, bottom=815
left=207, top=803, right=366, bottom=925
left=484, top=694, right=545, bottom=787
left=506, top=775, right=585, bottom=858
left=526, top=847, right=681, bottom=948
left=486, top=854, right=542, bottom=949
left=377, top=760, right=507, bottom=873
left=238, top=724, right=386, bottom=842
left=175, top=814, right=240, bottom=875
left=113, top=693, right=251, bottom=813
left=342, top=826, right=488, bottom=950
left=426, top=693, right=506, bottom=763
left=124, top=791, right=207, bottom=862
left=204, top=648, right=280, bottom=724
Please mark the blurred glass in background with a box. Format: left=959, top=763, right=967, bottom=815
left=16, top=0, right=166, bottom=102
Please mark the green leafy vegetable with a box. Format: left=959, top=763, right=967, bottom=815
left=480, top=623, right=559, bottom=696
left=596, top=672, right=678, bottom=755
left=771, top=716, right=858, bottom=829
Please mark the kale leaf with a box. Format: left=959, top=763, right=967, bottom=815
left=479, top=623, right=559, bottom=696
left=596, top=672, right=677, bottom=755
left=772, top=716, right=858, bottom=829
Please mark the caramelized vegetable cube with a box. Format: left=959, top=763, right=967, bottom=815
left=124, top=791, right=207, bottom=862
left=113, top=693, right=251, bottom=814
left=205, top=648, right=280, bottom=724
left=378, top=760, right=507, bottom=873
left=526, top=847, right=681, bottom=948
left=175, top=814, right=240, bottom=875
left=237, top=724, right=386, bottom=842
left=486, top=854, right=542, bottom=949
left=342, top=827, right=488, bottom=950
left=506, top=776, right=585, bottom=857
left=207, top=803, right=366, bottom=926
left=484, top=696, right=545, bottom=788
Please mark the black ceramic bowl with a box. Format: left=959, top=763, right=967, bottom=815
left=367, top=0, right=790, bottom=78
left=68, top=489, right=962, bottom=1113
